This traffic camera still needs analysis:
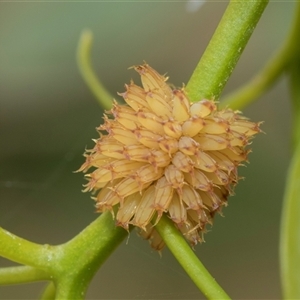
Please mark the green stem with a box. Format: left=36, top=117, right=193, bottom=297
left=52, top=211, right=129, bottom=300
left=0, top=227, right=55, bottom=271
left=280, top=145, right=300, bottom=299
left=186, top=0, right=268, bottom=102
left=40, top=282, right=56, bottom=300
left=0, top=266, right=50, bottom=285
left=77, top=30, right=113, bottom=110
left=290, top=65, right=300, bottom=150
left=166, top=1, right=269, bottom=298
left=280, top=50, right=300, bottom=300
left=220, top=45, right=289, bottom=110
left=221, top=2, right=300, bottom=110
left=155, top=215, right=230, bottom=300
left=0, top=212, right=129, bottom=299
left=182, top=1, right=269, bottom=296
left=279, top=4, right=300, bottom=298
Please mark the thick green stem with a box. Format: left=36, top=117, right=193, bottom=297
left=0, top=212, right=128, bottom=299
left=186, top=0, right=268, bottom=102
left=52, top=211, right=129, bottom=300
left=77, top=30, right=113, bottom=110
left=155, top=215, right=230, bottom=300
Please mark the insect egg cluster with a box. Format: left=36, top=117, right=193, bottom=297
left=79, top=63, right=261, bottom=250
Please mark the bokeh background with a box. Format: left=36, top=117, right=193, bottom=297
left=0, top=1, right=294, bottom=299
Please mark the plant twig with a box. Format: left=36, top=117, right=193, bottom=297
left=77, top=30, right=113, bottom=110
left=186, top=0, right=269, bottom=102
left=0, top=227, right=55, bottom=271
left=40, top=282, right=56, bottom=300
left=155, top=215, right=231, bottom=300
left=221, top=1, right=300, bottom=110
left=0, top=266, right=50, bottom=285
left=280, top=143, right=300, bottom=299
left=280, top=4, right=300, bottom=295
left=52, top=211, right=129, bottom=300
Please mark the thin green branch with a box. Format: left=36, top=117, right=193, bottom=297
left=220, top=45, right=289, bottom=110
left=77, top=30, right=113, bottom=110
left=289, top=63, right=300, bottom=150
left=221, top=1, right=300, bottom=110
left=280, top=144, right=300, bottom=299
left=0, top=266, right=50, bottom=285
left=280, top=16, right=300, bottom=296
left=155, top=215, right=231, bottom=300
left=0, top=227, right=55, bottom=271
left=186, top=0, right=268, bottom=102
left=40, top=282, right=56, bottom=300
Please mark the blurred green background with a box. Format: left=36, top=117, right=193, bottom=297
left=0, top=1, right=294, bottom=299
